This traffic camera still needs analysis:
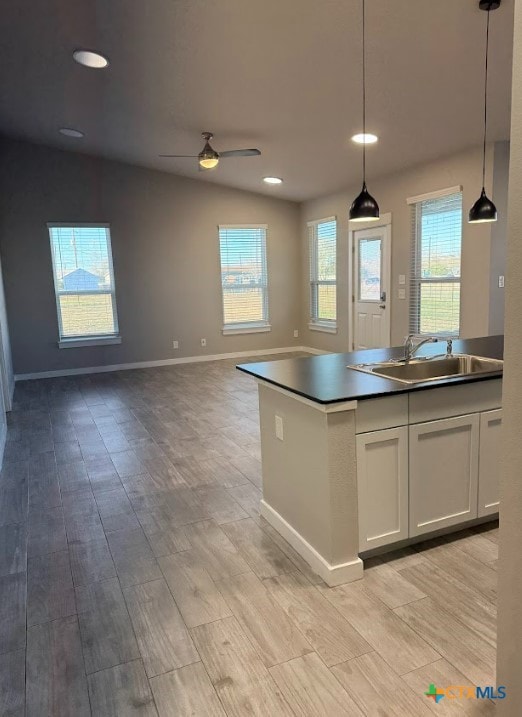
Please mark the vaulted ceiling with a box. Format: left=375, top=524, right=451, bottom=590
left=0, top=0, right=514, bottom=201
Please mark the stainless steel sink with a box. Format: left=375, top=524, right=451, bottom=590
left=347, top=354, right=503, bottom=384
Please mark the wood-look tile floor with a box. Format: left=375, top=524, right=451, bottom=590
left=0, top=353, right=499, bottom=716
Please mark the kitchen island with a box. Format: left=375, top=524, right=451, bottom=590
left=237, top=336, right=503, bottom=586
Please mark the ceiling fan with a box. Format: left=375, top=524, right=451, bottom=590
left=159, top=132, right=261, bottom=170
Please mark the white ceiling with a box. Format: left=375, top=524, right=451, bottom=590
left=0, top=0, right=514, bottom=201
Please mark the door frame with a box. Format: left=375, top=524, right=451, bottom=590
left=348, top=212, right=392, bottom=351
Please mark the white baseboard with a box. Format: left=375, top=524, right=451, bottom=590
left=14, top=345, right=324, bottom=381
left=260, top=499, right=363, bottom=587
left=302, top=346, right=329, bottom=355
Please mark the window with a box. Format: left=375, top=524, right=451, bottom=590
left=408, top=189, right=462, bottom=336
left=48, top=224, right=120, bottom=347
left=308, top=217, right=337, bottom=331
left=218, top=225, right=270, bottom=334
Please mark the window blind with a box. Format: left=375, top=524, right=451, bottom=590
left=219, top=225, right=269, bottom=329
left=409, top=192, right=462, bottom=336
left=308, top=218, right=337, bottom=324
left=48, top=225, right=119, bottom=340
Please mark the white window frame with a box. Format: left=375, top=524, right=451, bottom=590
left=308, top=216, right=337, bottom=333
left=47, top=222, right=121, bottom=348
left=407, top=186, right=462, bottom=337
left=218, top=224, right=271, bottom=335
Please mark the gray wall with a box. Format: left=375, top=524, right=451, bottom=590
left=300, top=145, right=502, bottom=351
left=489, top=140, right=510, bottom=335
left=498, top=2, right=522, bottom=710
left=0, top=138, right=301, bottom=375
left=0, top=135, right=508, bottom=379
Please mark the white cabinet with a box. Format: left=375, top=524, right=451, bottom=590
left=357, top=426, right=408, bottom=551
left=478, top=409, right=502, bottom=517
left=409, top=414, right=479, bottom=537
left=355, top=393, right=501, bottom=553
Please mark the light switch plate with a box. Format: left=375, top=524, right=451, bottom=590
left=499, top=275, right=505, bottom=288
left=399, top=274, right=406, bottom=285
left=398, top=288, right=406, bottom=300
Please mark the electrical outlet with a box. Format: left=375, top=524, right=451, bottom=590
left=398, top=288, right=406, bottom=300
left=275, top=415, right=284, bottom=441
left=399, top=274, right=406, bottom=285
left=293, top=329, right=299, bottom=338
left=172, top=340, right=179, bottom=349
left=499, top=275, right=505, bottom=288
left=200, top=338, right=207, bottom=347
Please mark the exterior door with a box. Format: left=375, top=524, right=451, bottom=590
left=353, top=225, right=391, bottom=350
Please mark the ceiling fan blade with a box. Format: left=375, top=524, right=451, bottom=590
left=219, top=149, right=261, bottom=158
left=158, top=154, right=199, bottom=158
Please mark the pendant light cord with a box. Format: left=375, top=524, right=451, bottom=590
left=482, top=8, right=490, bottom=189
left=362, top=0, right=367, bottom=186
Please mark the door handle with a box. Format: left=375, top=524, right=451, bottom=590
left=379, top=304, right=386, bottom=310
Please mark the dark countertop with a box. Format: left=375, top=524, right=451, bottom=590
left=237, top=335, right=504, bottom=405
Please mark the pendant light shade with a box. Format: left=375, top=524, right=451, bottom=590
left=349, top=0, right=379, bottom=223
left=469, top=187, right=497, bottom=223
left=469, top=1, right=500, bottom=224
left=350, top=182, right=380, bottom=222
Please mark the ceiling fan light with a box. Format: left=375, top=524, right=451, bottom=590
left=72, top=49, right=109, bottom=69
left=198, top=140, right=220, bottom=169
left=199, top=156, right=219, bottom=169
left=469, top=187, right=497, bottom=223
left=349, top=183, right=380, bottom=222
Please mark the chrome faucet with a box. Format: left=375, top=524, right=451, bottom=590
left=403, top=335, right=438, bottom=361
left=403, top=335, right=454, bottom=361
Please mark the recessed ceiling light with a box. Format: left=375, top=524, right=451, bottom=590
left=59, top=127, right=84, bottom=138
left=263, top=177, right=283, bottom=185
left=73, top=49, right=109, bottom=69
left=351, top=133, right=378, bottom=144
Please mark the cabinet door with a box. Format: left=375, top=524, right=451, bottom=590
left=357, top=426, right=408, bottom=551
left=478, top=409, right=502, bottom=517
left=409, top=414, right=479, bottom=537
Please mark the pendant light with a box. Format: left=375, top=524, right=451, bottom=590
left=469, top=1, right=500, bottom=224
left=350, top=0, right=379, bottom=222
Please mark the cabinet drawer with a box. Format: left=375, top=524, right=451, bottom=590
left=409, top=379, right=502, bottom=424
left=356, top=395, right=408, bottom=434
